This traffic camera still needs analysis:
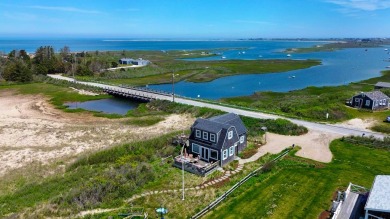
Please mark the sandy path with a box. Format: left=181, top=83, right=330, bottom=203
left=0, top=91, right=194, bottom=176
left=240, top=130, right=342, bottom=164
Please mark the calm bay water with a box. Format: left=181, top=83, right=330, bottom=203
left=150, top=47, right=390, bottom=99
left=1, top=39, right=389, bottom=100
left=65, top=98, right=139, bottom=115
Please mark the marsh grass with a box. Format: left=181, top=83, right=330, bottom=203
left=222, top=70, right=390, bottom=124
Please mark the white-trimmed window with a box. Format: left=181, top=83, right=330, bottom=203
left=229, top=146, right=234, bottom=156
left=380, top=100, right=383, bottom=105
left=222, top=149, right=228, bottom=160
left=210, top=149, right=218, bottom=159
left=228, top=131, right=233, bottom=139
left=240, top=136, right=245, bottom=144
left=192, top=143, right=200, bottom=154
left=210, top=133, right=216, bottom=142
left=365, top=100, right=370, bottom=106
left=203, top=131, right=208, bottom=140
left=195, top=130, right=201, bottom=138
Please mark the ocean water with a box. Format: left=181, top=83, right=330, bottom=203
left=0, top=38, right=321, bottom=53
left=1, top=38, right=389, bottom=99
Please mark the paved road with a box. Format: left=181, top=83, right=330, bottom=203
left=48, top=74, right=386, bottom=139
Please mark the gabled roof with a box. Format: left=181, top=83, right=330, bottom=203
left=192, top=113, right=247, bottom=135
left=192, top=118, right=229, bottom=134
left=209, top=113, right=247, bottom=135
left=356, top=91, right=389, bottom=101
left=365, top=175, right=390, bottom=212
left=375, top=82, right=390, bottom=88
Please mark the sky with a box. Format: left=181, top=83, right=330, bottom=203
left=1, top=0, right=390, bottom=39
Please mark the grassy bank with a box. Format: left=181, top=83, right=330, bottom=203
left=221, top=70, right=390, bottom=127
left=285, top=39, right=390, bottom=53
left=76, top=48, right=320, bottom=85
left=204, top=138, right=390, bottom=219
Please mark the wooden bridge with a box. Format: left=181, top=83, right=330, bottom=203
left=103, top=85, right=172, bottom=102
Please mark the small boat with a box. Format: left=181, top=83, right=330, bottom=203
left=221, top=56, right=226, bottom=59
left=385, top=48, right=388, bottom=51
left=242, top=51, right=246, bottom=54
left=287, top=54, right=291, bottom=57
left=288, top=76, right=296, bottom=79
left=386, top=66, right=390, bottom=68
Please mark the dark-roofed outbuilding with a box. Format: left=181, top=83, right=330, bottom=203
left=375, top=82, right=390, bottom=90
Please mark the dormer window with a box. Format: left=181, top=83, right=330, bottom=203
left=240, top=135, right=245, bottom=144
left=195, top=130, right=201, bottom=138
left=228, top=131, right=233, bottom=139
left=203, top=131, right=208, bottom=140
left=210, top=133, right=216, bottom=142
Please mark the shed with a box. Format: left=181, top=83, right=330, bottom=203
left=375, top=82, right=390, bottom=90
left=364, top=175, right=390, bottom=219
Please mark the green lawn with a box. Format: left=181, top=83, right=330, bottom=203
left=204, top=140, right=390, bottom=219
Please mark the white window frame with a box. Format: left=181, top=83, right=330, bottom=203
left=210, top=149, right=218, bottom=159
left=365, top=100, right=370, bottom=106
left=203, top=131, right=208, bottom=140
left=228, top=131, right=233, bottom=139
left=240, top=135, right=245, bottom=144
left=210, top=133, right=216, bottom=142
left=195, top=130, right=201, bottom=138
left=222, top=149, right=228, bottom=160
left=229, top=146, right=234, bottom=156
left=192, top=143, right=200, bottom=154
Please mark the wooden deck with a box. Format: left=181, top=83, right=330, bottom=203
left=173, top=155, right=219, bottom=177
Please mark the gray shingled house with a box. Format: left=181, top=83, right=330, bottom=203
left=351, top=91, right=390, bottom=111
left=374, top=82, right=390, bottom=90
left=188, top=113, right=247, bottom=167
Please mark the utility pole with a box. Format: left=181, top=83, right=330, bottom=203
left=181, top=143, right=185, bottom=200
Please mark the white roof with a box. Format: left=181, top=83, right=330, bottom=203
left=365, top=175, right=390, bottom=212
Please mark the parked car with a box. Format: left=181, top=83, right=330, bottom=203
left=385, top=116, right=390, bottom=122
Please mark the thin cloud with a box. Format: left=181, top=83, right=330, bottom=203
left=325, top=0, right=390, bottom=11
left=29, top=5, right=101, bottom=14
left=233, top=20, right=274, bottom=25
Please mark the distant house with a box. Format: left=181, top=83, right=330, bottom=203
left=364, top=175, right=390, bottom=219
left=350, top=91, right=390, bottom=110
left=374, top=82, right=390, bottom=90
left=188, top=113, right=247, bottom=167
left=119, top=58, right=150, bottom=66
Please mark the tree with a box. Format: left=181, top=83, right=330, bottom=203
left=33, top=46, right=60, bottom=74
left=76, top=65, right=93, bottom=76
left=111, top=62, right=118, bottom=68
left=3, top=60, right=32, bottom=82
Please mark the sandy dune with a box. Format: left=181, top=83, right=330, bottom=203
left=1, top=90, right=371, bottom=176
left=0, top=91, right=193, bottom=176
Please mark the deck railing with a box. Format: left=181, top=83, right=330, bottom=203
left=173, top=156, right=219, bottom=177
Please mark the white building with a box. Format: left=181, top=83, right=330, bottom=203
left=364, top=175, right=390, bottom=219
